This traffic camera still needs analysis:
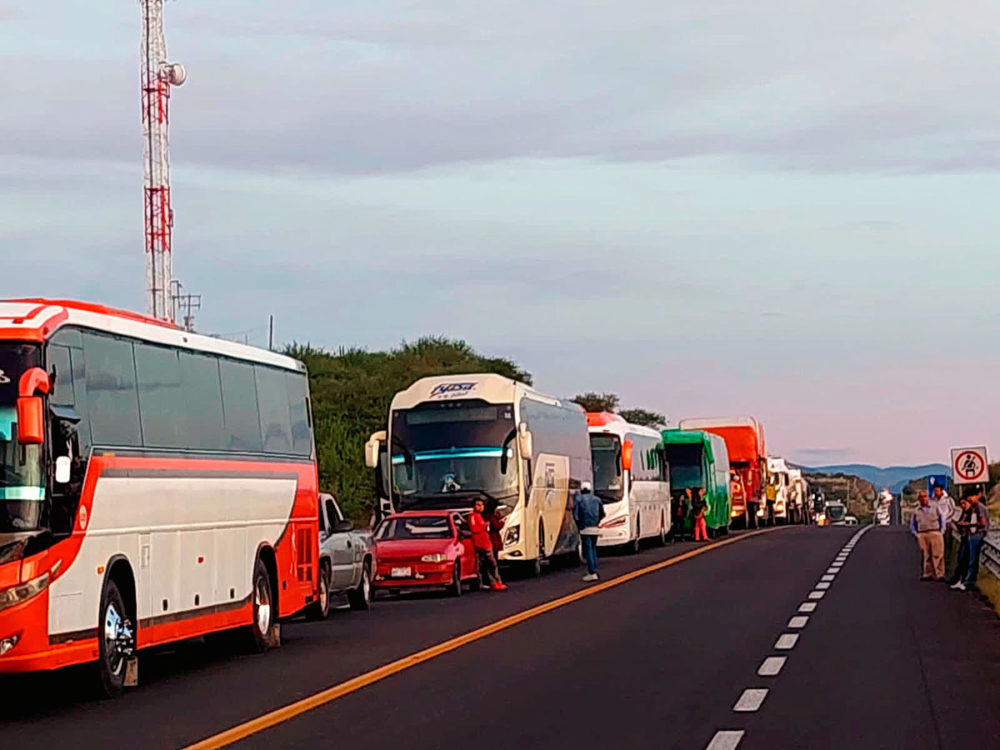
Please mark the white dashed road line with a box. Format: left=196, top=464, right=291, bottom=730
left=775, top=633, right=799, bottom=649
left=707, top=730, right=745, bottom=750
left=705, top=525, right=873, bottom=749
left=758, top=656, right=787, bottom=676
left=733, top=689, right=769, bottom=712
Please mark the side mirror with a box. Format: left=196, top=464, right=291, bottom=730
left=334, top=519, right=354, bottom=533
left=16, top=367, right=51, bottom=445
left=517, top=422, right=533, bottom=459
left=621, top=439, right=634, bottom=471
left=365, top=431, right=385, bottom=469
left=55, top=456, right=72, bottom=484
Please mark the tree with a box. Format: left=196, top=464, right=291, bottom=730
left=619, top=408, right=667, bottom=428
left=572, top=392, right=619, bottom=413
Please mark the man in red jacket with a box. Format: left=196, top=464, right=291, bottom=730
left=470, top=499, right=507, bottom=591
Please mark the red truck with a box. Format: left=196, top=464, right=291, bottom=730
left=678, top=417, right=766, bottom=529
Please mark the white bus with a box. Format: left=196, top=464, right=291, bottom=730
left=365, top=374, right=592, bottom=575
left=587, top=412, right=671, bottom=552
left=766, top=456, right=791, bottom=524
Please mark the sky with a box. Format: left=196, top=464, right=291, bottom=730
left=2, top=1, right=999, bottom=467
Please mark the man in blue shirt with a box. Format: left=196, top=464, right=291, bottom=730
left=573, top=481, right=605, bottom=582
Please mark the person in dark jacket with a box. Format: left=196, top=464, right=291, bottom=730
left=469, top=499, right=506, bottom=591
left=951, top=489, right=990, bottom=591
left=573, top=481, right=605, bottom=582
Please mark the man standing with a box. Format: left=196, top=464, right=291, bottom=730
left=469, top=499, right=507, bottom=591
left=951, top=489, right=990, bottom=591
left=930, top=485, right=958, bottom=573
left=910, top=490, right=946, bottom=581
left=573, top=481, right=605, bottom=582
left=692, top=488, right=709, bottom=541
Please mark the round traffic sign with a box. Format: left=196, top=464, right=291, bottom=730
left=954, top=450, right=985, bottom=482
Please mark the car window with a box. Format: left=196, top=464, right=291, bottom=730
left=376, top=516, right=452, bottom=540
left=325, top=499, right=340, bottom=527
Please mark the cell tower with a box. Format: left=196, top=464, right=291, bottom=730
left=140, top=0, right=186, bottom=322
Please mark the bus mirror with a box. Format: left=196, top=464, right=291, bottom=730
left=517, top=423, right=533, bottom=459
left=621, top=439, right=634, bottom=471
left=16, top=396, right=44, bottom=444
left=365, top=431, right=385, bottom=468
left=55, top=456, right=71, bottom=484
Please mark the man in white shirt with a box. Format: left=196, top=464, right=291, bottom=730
left=931, top=485, right=958, bottom=574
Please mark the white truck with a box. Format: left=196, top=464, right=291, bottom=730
left=309, top=493, right=376, bottom=619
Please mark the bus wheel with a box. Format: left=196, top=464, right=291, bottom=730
left=630, top=522, right=641, bottom=554
left=448, top=562, right=463, bottom=597
left=246, top=557, right=277, bottom=653
left=97, top=579, right=134, bottom=699
left=348, top=561, right=373, bottom=611
left=530, top=525, right=545, bottom=577
left=307, top=561, right=331, bottom=621
left=658, top=516, right=668, bottom=546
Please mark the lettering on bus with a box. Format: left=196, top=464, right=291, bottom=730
left=429, top=382, right=477, bottom=399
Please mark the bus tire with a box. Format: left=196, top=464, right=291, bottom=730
left=97, top=578, right=133, bottom=699
left=658, top=515, right=668, bottom=546
left=348, top=560, right=373, bottom=611
left=630, top=521, right=641, bottom=554
left=448, top=562, right=463, bottom=597
left=306, top=561, right=331, bottom=621
left=245, top=557, right=277, bottom=654
left=530, top=524, right=545, bottom=577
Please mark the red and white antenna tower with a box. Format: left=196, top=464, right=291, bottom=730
left=140, top=0, right=186, bottom=322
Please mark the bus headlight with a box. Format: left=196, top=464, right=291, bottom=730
left=504, top=525, right=520, bottom=546
left=0, top=564, right=58, bottom=612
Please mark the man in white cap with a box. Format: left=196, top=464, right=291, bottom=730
left=573, top=481, right=605, bottom=582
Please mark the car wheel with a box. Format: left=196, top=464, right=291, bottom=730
left=97, top=578, right=134, bottom=699
left=307, top=562, right=331, bottom=620
left=348, top=560, right=372, bottom=611
left=448, top=561, right=463, bottom=597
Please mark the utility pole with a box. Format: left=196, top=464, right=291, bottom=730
left=170, top=280, right=201, bottom=332
left=268, top=315, right=275, bottom=351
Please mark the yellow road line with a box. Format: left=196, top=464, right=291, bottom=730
left=186, top=527, right=778, bottom=750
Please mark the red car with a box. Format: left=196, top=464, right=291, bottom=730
left=373, top=511, right=480, bottom=596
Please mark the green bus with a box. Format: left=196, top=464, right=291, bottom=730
left=663, top=429, right=732, bottom=537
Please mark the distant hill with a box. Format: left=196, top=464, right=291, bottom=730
left=797, top=463, right=951, bottom=494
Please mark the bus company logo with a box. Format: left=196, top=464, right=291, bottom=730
left=78, top=505, right=88, bottom=530
left=429, top=382, right=477, bottom=399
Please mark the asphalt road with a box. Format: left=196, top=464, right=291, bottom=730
left=3, top=525, right=999, bottom=749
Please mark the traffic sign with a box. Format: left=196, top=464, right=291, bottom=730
left=950, top=446, right=989, bottom=485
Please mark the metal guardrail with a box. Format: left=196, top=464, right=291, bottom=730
left=981, top=530, right=1000, bottom=579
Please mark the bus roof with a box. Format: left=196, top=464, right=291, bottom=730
left=586, top=412, right=662, bottom=440
left=0, top=298, right=304, bottom=372
left=662, top=428, right=711, bottom=445
left=390, top=372, right=565, bottom=410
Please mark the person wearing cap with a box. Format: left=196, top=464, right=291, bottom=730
left=573, top=481, right=605, bottom=582
left=910, top=490, right=946, bottom=581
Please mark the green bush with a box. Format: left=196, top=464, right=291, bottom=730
left=286, top=337, right=530, bottom=523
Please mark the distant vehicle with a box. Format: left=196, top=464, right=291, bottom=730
left=372, top=511, right=480, bottom=596
left=310, top=493, right=375, bottom=619
left=588, top=412, right=671, bottom=552
left=766, top=456, right=792, bottom=525
left=365, top=374, right=593, bottom=576
left=818, top=500, right=847, bottom=526
left=0, top=299, right=319, bottom=697
left=844, top=515, right=859, bottom=525
left=662, top=429, right=732, bottom=537
left=679, top=417, right=766, bottom=529
left=787, top=468, right=811, bottom=524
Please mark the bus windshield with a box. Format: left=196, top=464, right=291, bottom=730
left=390, top=401, right=517, bottom=505
left=589, top=434, right=623, bottom=502
left=666, top=443, right=704, bottom=489
left=0, top=344, right=46, bottom=534
left=826, top=505, right=846, bottom=521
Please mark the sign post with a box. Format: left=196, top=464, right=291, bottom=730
left=950, top=446, right=989, bottom=485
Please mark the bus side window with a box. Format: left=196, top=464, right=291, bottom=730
left=47, top=341, right=86, bottom=537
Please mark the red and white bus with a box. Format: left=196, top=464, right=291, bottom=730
left=0, top=300, right=319, bottom=696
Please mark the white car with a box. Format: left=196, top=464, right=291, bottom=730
left=844, top=515, right=859, bottom=525
left=309, top=493, right=376, bottom=619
